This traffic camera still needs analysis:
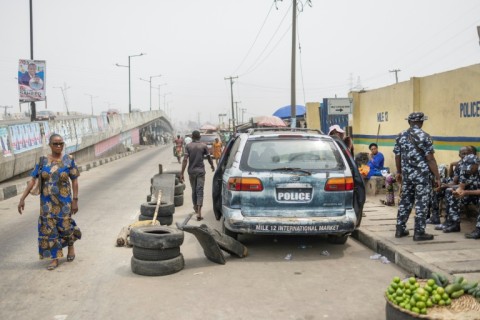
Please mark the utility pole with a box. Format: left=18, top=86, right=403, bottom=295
left=1, top=106, right=13, bottom=118
left=389, top=69, right=401, bottom=83
left=290, top=0, right=297, bottom=128
left=224, top=76, right=238, bottom=131
left=234, top=101, right=241, bottom=125
left=85, top=93, right=98, bottom=115
left=54, top=83, right=70, bottom=115
left=241, top=108, right=247, bottom=123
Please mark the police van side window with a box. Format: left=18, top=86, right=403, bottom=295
left=225, top=137, right=241, bottom=169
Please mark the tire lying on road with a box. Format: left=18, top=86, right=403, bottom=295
left=131, top=254, right=184, bottom=276
left=140, top=201, right=175, bottom=217
left=138, top=214, right=173, bottom=226
left=174, top=183, right=185, bottom=196
left=174, top=194, right=184, bottom=207
left=132, top=246, right=181, bottom=261
left=129, top=226, right=184, bottom=249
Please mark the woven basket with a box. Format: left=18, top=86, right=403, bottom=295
left=385, top=290, right=480, bottom=320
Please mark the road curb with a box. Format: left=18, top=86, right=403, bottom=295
left=0, top=148, right=143, bottom=202
left=352, top=227, right=455, bottom=280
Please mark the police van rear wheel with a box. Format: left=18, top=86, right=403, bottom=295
left=221, top=217, right=238, bottom=240
left=327, top=234, right=348, bottom=245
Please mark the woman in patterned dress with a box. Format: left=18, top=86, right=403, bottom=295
left=18, top=133, right=81, bottom=270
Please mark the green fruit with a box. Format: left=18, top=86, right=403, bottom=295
left=432, top=284, right=438, bottom=290
left=388, top=287, right=395, bottom=294
left=438, top=300, right=445, bottom=306
left=409, top=277, right=416, bottom=284
left=427, top=279, right=435, bottom=286
left=411, top=307, right=420, bottom=314
left=416, top=288, right=426, bottom=295
left=414, top=283, right=420, bottom=288
left=416, top=301, right=426, bottom=309
left=400, top=302, right=406, bottom=308
left=420, top=308, right=427, bottom=315
left=424, top=285, right=433, bottom=293
left=405, top=289, right=412, bottom=296
left=404, top=282, right=411, bottom=289
left=445, top=298, right=451, bottom=305
left=426, top=299, right=433, bottom=308
left=393, top=276, right=401, bottom=283
left=436, top=287, right=445, bottom=295
left=396, top=296, right=404, bottom=303
left=391, top=282, right=398, bottom=290
left=451, top=289, right=464, bottom=299
left=434, top=294, right=442, bottom=301
left=405, top=303, right=411, bottom=311
left=442, top=293, right=449, bottom=300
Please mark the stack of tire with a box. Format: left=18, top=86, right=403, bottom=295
left=138, top=200, right=175, bottom=226
left=130, top=226, right=185, bottom=276
left=173, top=175, right=186, bottom=208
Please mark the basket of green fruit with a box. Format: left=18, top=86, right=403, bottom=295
left=385, top=273, right=480, bottom=320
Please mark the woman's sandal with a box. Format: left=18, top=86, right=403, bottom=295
left=196, top=216, right=204, bottom=221
left=47, top=260, right=58, bottom=270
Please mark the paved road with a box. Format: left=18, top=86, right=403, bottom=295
left=0, top=145, right=407, bottom=320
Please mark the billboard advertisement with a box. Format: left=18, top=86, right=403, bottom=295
left=18, top=59, right=46, bottom=102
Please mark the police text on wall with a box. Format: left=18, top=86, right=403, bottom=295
left=460, top=101, right=480, bottom=118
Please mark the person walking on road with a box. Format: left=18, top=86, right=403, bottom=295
left=394, top=112, right=440, bottom=241
left=17, top=133, right=81, bottom=270
left=212, top=137, right=223, bottom=166
left=180, top=130, right=215, bottom=221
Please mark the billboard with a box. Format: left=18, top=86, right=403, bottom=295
left=18, top=59, right=46, bottom=102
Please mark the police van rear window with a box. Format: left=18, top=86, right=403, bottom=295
left=241, top=139, right=344, bottom=171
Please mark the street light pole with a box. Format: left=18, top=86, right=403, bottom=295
left=54, top=85, right=70, bottom=115
left=140, top=74, right=161, bottom=111
left=116, top=53, right=145, bottom=113
left=162, top=92, right=172, bottom=112
left=29, top=0, right=36, bottom=122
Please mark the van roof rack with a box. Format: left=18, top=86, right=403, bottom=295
left=246, top=127, right=323, bottom=135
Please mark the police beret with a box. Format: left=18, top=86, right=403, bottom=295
left=405, top=112, right=428, bottom=121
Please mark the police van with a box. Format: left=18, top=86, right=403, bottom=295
left=212, top=127, right=365, bottom=244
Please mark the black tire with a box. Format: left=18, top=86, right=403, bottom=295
left=131, top=254, right=184, bottom=276
left=327, top=234, right=349, bottom=245
left=138, top=214, right=173, bottom=226
left=163, top=169, right=181, bottom=179
left=174, top=183, right=185, bottom=196
left=140, top=202, right=175, bottom=217
left=174, top=194, right=184, bottom=207
left=146, top=195, right=152, bottom=202
left=129, top=225, right=183, bottom=249
left=132, top=246, right=180, bottom=261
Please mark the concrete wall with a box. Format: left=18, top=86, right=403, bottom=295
left=305, top=102, right=321, bottom=130
left=352, top=63, right=480, bottom=171
left=0, top=110, right=173, bottom=182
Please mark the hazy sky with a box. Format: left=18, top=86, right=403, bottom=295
left=1, top=0, right=479, bottom=127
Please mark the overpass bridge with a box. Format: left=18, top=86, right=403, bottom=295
left=0, top=110, right=173, bottom=183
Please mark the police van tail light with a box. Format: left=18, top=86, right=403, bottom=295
left=227, top=177, right=264, bottom=192
left=325, top=177, right=354, bottom=191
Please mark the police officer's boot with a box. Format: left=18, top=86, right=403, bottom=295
left=395, top=226, right=409, bottom=238
left=465, top=228, right=480, bottom=239
left=426, top=214, right=440, bottom=224
left=443, top=223, right=460, bottom=233
left=413, top=231, right=434, bottom=241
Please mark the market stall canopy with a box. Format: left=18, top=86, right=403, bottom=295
left=253, top=115, right=286, bottom=127
left=200, top=124, right=217, bottom=131
left=272, top=105, right=306, bottom=119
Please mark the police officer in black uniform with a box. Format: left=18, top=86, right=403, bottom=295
left=393, top=112, right=441, bottom=241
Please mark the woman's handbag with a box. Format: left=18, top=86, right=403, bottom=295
left=30, top=156, right=45, bottom=196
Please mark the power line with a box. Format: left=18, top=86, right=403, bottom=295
left=239, top=2, right=293, bottom=76
left=232, top=1, right=276, bottom=75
